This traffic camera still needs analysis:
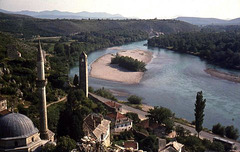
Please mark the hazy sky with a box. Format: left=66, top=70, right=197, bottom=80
left=0, top=0, right=239, bottom=19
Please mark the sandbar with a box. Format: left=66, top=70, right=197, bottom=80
left=205, top=68, right=240, bottom=83
left=90, top=50, right=153, bottom=84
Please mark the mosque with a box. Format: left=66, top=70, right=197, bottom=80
left=0, top=41, right=54, bottom=152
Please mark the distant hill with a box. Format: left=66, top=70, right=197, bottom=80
left=176, top=17, right=240, bottom=26
left=0, top=9, right=126, bottom=19
left=0, top=12, right=199, bottom=38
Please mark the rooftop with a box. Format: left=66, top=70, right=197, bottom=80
left=0, top=113, right=39, bottom=140
left=105, top=101, right=121, bottom=109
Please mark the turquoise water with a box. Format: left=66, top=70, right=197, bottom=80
left=69, top=40, right=240, bottom=130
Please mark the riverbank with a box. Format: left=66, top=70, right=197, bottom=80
left=205, top=68, right=240, bottom=83
left=90, top=50, right=153, bottom=84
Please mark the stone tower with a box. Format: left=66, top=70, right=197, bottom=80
left=79, top=51, right=88, bottom=97
left=36, top=40, right=54, bottom=140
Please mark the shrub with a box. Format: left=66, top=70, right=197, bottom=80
left=128, top=95, right=142, bottom=104
left=212, top=123, right=225, bottom=137
left=111, top=54, right=146, bottom=72
left=225, top=125, right=239, bottom=140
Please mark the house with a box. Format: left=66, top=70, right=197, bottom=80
left=159, top=138, right=184, bottom=152
left=124, top=140, right=139, bottom=151
left=0, top=97, right=7, bottom=112
left=106, top=112, right=132, bottom=133
left=104, top=101, right=122, bottom=113
left=0, top=97, right=9, bottom=116
left=88, top=93, right=122, bottom=113
left=83, top=113, right=111, bottom=147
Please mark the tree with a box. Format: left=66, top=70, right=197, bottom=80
left=56, top=136, right=76, bottom=152
left=147, top=106, right=173, bottom=124
left=212, top=123, right=225, bottom=137
left=41, top=143, right=56, bottom=152
left=73, top=74, right=78, bottom=86
left=127, top=95, right=142, bottom=104
left=225, top=125, right=239, bottom=140
left=139, top=135, right=159, bottom=152
left=57, top=89, right=102, bottom=140
left=163, top=119, right=174, bottom=133
left=176, top=125, right=186, bottom=137
left=209, top=141, right=225, bottom=152
left=126, top=112, right=140, bottom=123
left=194, top=91, right=206, bottom=138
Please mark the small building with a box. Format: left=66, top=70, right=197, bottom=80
left=159, top=139, right=184, bottom=152
left=106, top=112, right=132, bottom=133
left=0, top=113, right=49, bottom=152
left=104, top=101, right=122, bottom=113
left=0, top=98, right=7, bottom=112
left=83, top=113, right=111, bottom=147
left=124, top=140, right=139, bottom=151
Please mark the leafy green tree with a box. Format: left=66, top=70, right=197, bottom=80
left=177, top=136, right=205, bottom=152
left=54, top=43, right=65, bottom=55
left=127, top=95, right=142, bottom=104
left=212, top=123, right=225, bottom=137
left=41, top=143, right=56, bottom=152
left=147, top=106, right=173, bottom=124
left=163, top=119, right=174, bottom=133
left=225, top=125, right=239, bottom=140
left=176, top=125, right=186, bottom=137
left=94, top=87, right=117, bottom=101
left=111, top=54, right=146, bottom=72
left=194, top=91, right=206, bottom=138
left=56, top=136, right=76, bottom=152
left=139, top=135, right=159, bottom=152
left=126, top=112, right=140, bottom=124
left=57, top=89, right=102, bottom=140
left=209, top=141, right=225, bottom=152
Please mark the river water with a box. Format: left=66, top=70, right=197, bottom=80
left=69, top=40, right=240, bottom=130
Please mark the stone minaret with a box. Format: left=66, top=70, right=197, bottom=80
left=36, top=40, right=49, bottom=140
left=79, top=51, right=88, bottom=97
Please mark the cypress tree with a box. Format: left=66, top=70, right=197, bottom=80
left=73, top=74, right=78, bottom=86
left=195, top=91, right=206, bottom=138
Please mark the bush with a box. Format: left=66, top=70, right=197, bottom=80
left=56, top=136, right=76, bottom=152
left=212, top=123, right=225, bottom=137
left=126, top=112, right=140, bottom=123
left=111, top=54, right=146, bottom=72
left=94, top=87, right=117, bottom=101
left=225, top=125, right=239, bottom=140
left=128, top=95, right=142, bottom=104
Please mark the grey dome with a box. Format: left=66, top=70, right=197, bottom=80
left=0, top=113, right=38, bottom=139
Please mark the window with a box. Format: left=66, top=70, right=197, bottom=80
left=15, top=141, right=18, bottom=147
left=32, top=137, right=34, bottom=142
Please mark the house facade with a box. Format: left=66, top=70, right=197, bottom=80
left=106, top=112, right=133, bottom=133
left=83, top=113, right=111, bottom=147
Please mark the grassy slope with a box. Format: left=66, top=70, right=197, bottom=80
left=0, top=12, right=199, bottom=38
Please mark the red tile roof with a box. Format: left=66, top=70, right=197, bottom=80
left=105, top=101, right=121, bottom=109
left=106, top=112, right=127, bottom=121
left=124, top=140, right=138, bottom=150
left=0, top=110, right=10, bottom=116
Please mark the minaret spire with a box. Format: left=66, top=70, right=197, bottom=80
left=79, top=51, right=88, bottom=97
left=36, top=40, right=49, bottom=140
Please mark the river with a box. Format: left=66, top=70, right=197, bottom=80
left=69, top=40, right=240, bottom=130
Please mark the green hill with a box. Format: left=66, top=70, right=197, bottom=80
left=0, top=12, right=199, bottom=38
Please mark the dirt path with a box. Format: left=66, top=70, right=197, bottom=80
left=47, top=96, right=67, bottom=108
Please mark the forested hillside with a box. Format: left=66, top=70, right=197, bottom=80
left=0, top=12, right=199, bottom=38
left=148, top=28, right=240, bottom=69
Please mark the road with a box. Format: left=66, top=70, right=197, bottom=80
left=47, top=96, right=67, bottom=108
left=89, top=92, right=240, bottom=150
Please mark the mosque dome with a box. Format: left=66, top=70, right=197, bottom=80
left=0, top=113, right=38, bottom=139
